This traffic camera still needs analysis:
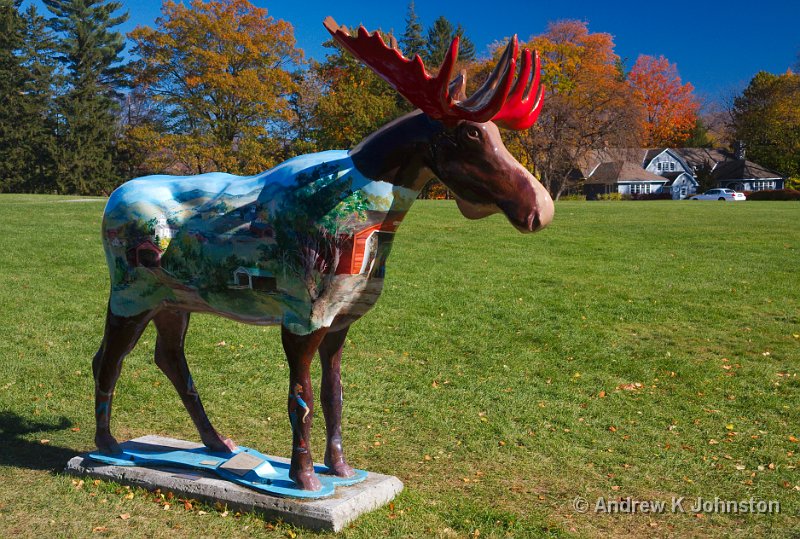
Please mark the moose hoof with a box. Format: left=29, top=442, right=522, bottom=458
left=204, top=435, right=237, bottom=454
left=290, top=469, right=323, bottom=491
left=325, top=459, right=356, bottom=478
left=95, top=433, right=122, bottom=455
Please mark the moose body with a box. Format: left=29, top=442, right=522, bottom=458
left=102, top=150, right=418, bottom=334
left=92, top=19, right=554, bottom=491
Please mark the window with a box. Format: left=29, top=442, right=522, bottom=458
left=657, top=162, right=663, bottom=171
left=668, top=162, right=675, bottom=171
left=753, top=180, right=776, bottom=191
left=630, top=183, right=652, bottom=195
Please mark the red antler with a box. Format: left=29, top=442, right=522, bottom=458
left=323, top=17, right=543, bottom=129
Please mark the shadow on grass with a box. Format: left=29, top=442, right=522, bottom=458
left=0, top=411, right=77, bottom=472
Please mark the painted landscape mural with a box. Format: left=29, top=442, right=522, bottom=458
left=102, top=150, right=418, bottom=334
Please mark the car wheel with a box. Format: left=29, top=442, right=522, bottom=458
left=718, top=197, right=726, bottom=201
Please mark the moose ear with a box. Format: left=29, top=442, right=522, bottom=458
left=448, top=70, right=467, bottom=102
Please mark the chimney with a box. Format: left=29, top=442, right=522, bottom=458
left=733, top=140, right=746, bottom=160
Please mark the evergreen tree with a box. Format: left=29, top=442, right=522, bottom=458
left=454, top=23, right=475, bottom=62
left=0, top=1, right=56, bottom=192
left=424, top=16, right=475, bottom=65
left=400, top=1, right=425, bottom=59
left=19, top=6, right=58, bottom=190
left=424, top=16, right=454, bottom=65
left=44, top=0, right=128, bottom=195
left=0, top=0, right=29, bottom=191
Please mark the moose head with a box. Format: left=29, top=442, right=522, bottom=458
left=324, top=17, right=554, bottom=233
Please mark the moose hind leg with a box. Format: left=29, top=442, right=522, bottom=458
left=152, top=309, right=236, bottom=453
left=318, top=325, right=356, bottom=477
left=282, top=325, right=328, bottom=491
left=93, top=307, right=151, bottom=454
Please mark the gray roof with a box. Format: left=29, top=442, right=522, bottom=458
left=584, top=161, right=666, bottom=184
left=711, top=159, right=784, bottom=181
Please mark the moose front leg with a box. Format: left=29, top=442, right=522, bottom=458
left=281, top=326, right=328, bottom=490
left=318, top=325, right=356, bottom=477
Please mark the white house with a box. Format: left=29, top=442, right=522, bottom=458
left=579, top=145, right=785, bottom=200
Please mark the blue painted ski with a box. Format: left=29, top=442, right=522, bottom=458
left=87, top=444, right=367, bottom=499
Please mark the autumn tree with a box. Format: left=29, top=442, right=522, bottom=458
left=312, top=33, right=409, bottom=150
left=44, top=0, right=128, bottom=194
left=127, top=0, right=302, bottom=175
left=628, top=54, right=699, bottom=147
left=730, top=70, right=800, bottom=180
left=490, top=20, right=644, bottom=198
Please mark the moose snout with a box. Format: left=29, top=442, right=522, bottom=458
left=514, top=171, right=554, bottom=233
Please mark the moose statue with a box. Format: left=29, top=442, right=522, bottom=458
left=91, top=17, right=554, bottom=493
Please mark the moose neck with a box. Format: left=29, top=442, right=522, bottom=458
left=349, top=110, right=442, bottom=192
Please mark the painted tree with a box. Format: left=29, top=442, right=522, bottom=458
left=400, top=1, right=425, bottom=59
left=730, top=70, right=800, bottom=180
left=127, top=0, right=302, bottom=175
left=628, top=54, right=699, bottom=147
left=489, top=20, right=644, bottom=198
left=44, top=0, right=128, bottom=195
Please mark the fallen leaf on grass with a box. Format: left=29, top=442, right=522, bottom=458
left=789, top=435, right=799, bottom=443
left=616, top=383, right=643, bottom=391
left=119, top=513, right=130, bottom=520
left=92, top=526, right=108, bottom=533
left=598, top=390, right=606, bottom=398
left=40, top=439, right=50, bottom=445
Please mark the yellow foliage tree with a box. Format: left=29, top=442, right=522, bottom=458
left=127, top=0, right=302, bottom=175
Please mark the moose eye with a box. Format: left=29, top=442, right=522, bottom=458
left=464, top=126, right=481, bottom=141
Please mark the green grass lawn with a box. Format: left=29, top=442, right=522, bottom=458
left=0, top=195, right=798, bottom=538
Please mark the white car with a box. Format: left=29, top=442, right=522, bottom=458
left=690, top=188, right=746, bottom=201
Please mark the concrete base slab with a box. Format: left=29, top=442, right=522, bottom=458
left=65, top=435, right=403, bottom=532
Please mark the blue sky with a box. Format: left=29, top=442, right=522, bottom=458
left=28, top=0, right=798, bottom=102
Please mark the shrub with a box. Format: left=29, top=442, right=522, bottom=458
left=745, top=189, right=800, bottom=201
left=596, top=192, right=624, bottom=201
left=629, top=193, right=673, bottom=201
left=559, top=194, right=586, bottom=201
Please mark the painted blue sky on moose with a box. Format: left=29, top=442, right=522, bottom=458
left=105, top=150, right=410, bottom=216
left=26, top=0, right=798, bottom=98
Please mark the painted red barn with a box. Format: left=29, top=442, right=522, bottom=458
left=126, top=239, right=163, bottom=268
left=335, top=212, right=404, bottom=276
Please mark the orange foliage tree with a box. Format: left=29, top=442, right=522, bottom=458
left=481, top=20, right=645, bottom=198
left=627, top=54, right=698, bottom=147
left=126, top=0, right=302, bottom=175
